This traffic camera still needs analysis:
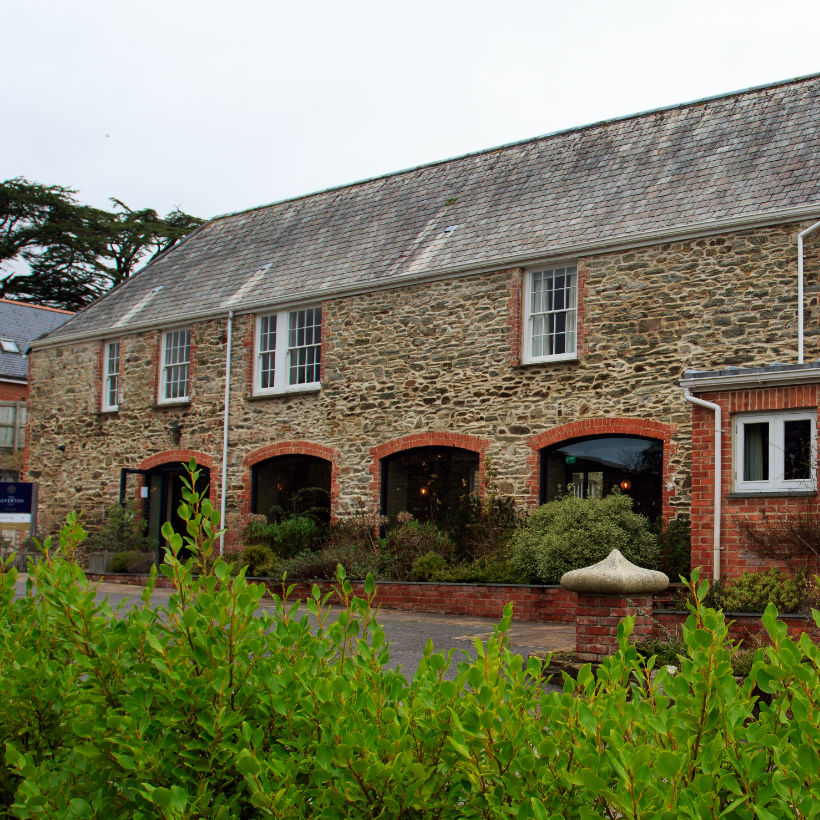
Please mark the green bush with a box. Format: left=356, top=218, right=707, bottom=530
left=382, top=516, right=454, bottom=580
left=4, top=463, right=820, bottom=817
left=654, top=516, right=691, bottom=580
left=241, top=514, right=323, bottom=558
left=720, top=568, right=808, bottom=614
left=410, top=550, right=448, bottom=581
left=510, top=491, right=661, bottom=584
left=83, top=500, right=153, bottom=555
left=108, top=550, right=154, bottom=573
left=241, top=542, right=280, bottom=577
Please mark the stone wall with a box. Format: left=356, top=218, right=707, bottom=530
left=25, top=220, right=820, bottom=548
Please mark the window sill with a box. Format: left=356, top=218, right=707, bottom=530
left=516, top=355, right=579, bottom=368
left=248, top=384, right=321, bottom=401
left=728, top=489, right=817, bottom=499
left=153, top=399, right=190, bottom=409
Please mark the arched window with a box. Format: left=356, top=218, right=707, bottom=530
left=381, top=446, right=478, bottom=525
left=541, top=435, right=662, bottom=519
left=252, top=454, right=331, bottom=523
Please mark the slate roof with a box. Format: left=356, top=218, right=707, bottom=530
left=41, top=73, right=820, bottom=346
left=0, top=300, right=73, bottom=381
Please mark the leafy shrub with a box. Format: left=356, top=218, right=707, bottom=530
left=509, top=491, right=661, bottom=584
left=429, top=555, right=528, bottom=584
left=653, top=516, right=691, bottom=581
left=4, top=489, right=820, bottom=820
left=382, top=515, right=453, bottom=580
left=241, top=543, right=280, bottom=577
left=108, top=550, right=154, bottom=573
left=83, top=500, right=153, bottom=556
left=720, top=568, right=808, bottom=614
left=241, top=514, right=323, bottom=558
left=410, top=551, right=448, bottom=581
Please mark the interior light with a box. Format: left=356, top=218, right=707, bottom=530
left=620, top=479, right=632, bottom=491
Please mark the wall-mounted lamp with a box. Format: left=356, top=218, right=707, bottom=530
left=419, top=487, right=429, bottom=497
left=619, top=479, right=632, bottom=491
left=168, top=422, right=183, bottom=446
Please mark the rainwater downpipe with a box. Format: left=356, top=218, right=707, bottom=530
left=219, top=310, right=234, bottom=555
left=798, top=219, right=820, bottom=364
left=683, top=389, right=722, bottom=581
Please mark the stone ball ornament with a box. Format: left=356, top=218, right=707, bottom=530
left=560, top=549, right=669, bottom=594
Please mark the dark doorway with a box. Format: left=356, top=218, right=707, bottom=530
left=381, top=446, right=478, bottom=525
left=143, top=463, right=211, bottom=556
left=251, top=455, right=331, bottom=523
left=541, top=435, right=662, bottom=519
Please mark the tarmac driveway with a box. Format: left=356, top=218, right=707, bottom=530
left=13, top=575, right=575, bottom=681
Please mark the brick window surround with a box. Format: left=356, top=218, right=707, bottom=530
left=241, top=441, right=339, bottom=519
left=690, top=384, right=820, bottom=579
left=137, top=450, right=217, bottom=504
left=527, top=418, right=676, bottom=521
left=369, top=432, right=490, bottom=509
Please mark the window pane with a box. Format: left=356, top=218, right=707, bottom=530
left=784, top=419, right=812, bottom=481
left=259, top=315, right=276, bottom=388
left=743, top=422, right=769, bottom=481
left=163, top=330, right=190, bottom=399
left=528, top=267, right=577, bottom=358
left=288, top=308, right=321, bottom=385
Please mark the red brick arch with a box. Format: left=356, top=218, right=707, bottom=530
left=369, top=432, right=490, bottom=508
left=526, top=418, right=676, bottom=521
left=241, top=441, right=339, bottom=518
left=137, top=449, right=217, bottom=502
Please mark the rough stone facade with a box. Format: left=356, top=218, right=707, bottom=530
left=25, top=221, right=820, bottom=555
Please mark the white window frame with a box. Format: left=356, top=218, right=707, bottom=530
left=0, top=338, right=20, bottom=353
left=733, top=411, right=817, bottom=493
left=158, top=328, right=191, bottom=405
left=101, top=340, right=120, bottom=412
left=522, top=265, right=578, bottom=364
left=253, top=307, right=322, bottom=396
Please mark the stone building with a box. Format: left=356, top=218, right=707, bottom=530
left=25, top=74, right=820, bottom=579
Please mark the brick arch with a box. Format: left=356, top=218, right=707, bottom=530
left=137, top=449, right=217, bottom=503
left=526, top=418, right=676, bottom=521
left=369, top=432, right=490, bottom=507
left=241, top=441, right=339, bottom=518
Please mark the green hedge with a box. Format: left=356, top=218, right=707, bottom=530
left=1, top=464, right=819, bottom=818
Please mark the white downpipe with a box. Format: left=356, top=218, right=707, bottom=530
left=219, top=310, right=234, bottom=555
left=798, top=219, right=820, bottom=364
left=683, top=389, right=722, bottom=582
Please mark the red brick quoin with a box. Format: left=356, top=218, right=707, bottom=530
left=241, top=441, right=339, bottom=519
left=369, top=432, right=490, bottom=509
left=690, top=384, right=820, bottom=580
left=526, top=417, right=677, bottom=520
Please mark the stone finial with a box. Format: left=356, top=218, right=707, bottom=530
left=560, top=549, right=669, bottom=594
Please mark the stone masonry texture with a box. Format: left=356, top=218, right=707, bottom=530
left=25, top=221, right=820, bottom=557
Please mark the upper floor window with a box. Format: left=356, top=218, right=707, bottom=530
left=102, top=340, right=120, bottom=412
left=0, top=338, right=19, bottom=353
left=734, top=411, right=817, bottom=493
left=523, top=265, right=577, bottom=363
left=254, top=307, right=321, bottom=395
left=0, top=403, right=25, bottom=451
left=158, top=328, right=190, bottom=404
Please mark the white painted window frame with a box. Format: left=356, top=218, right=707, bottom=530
left=253, top=307, right=322, bottom=396
left=733, top=410, right=817, bottom=493
left=158, top=327, right=191, bottom=405
left=101, top=340, right=120, bottom=412
left=522, top=265, right=578, bottom=364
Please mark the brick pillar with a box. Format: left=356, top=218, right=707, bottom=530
left=574, top=594, right=654, bottom=663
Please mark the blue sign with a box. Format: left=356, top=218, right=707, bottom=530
left=0, top=483, right=33, bottom=515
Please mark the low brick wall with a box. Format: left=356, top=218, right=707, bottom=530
left=86, top=573, right=577, bottom=623
left=272, top=580, right=577, bottom=623
left=654, top=610, right=820, bottom=645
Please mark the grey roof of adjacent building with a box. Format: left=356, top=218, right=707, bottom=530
left=40, top=73, right=820, bottom=347
left=0, top=300, right=74, bottom=381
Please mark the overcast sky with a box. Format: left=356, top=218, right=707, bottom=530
left=3, top=0, right=819, bottom=221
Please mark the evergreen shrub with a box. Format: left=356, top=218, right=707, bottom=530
left=509, top=491, right=661, bottom=584
left=3, top=462, right=820, bottom=817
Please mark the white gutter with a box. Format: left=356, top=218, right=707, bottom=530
left=798, top=219, right=820, bottom=364
left=219, top=310, right=234, bottom=555
left=683, top=389, right=722, bottom=582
